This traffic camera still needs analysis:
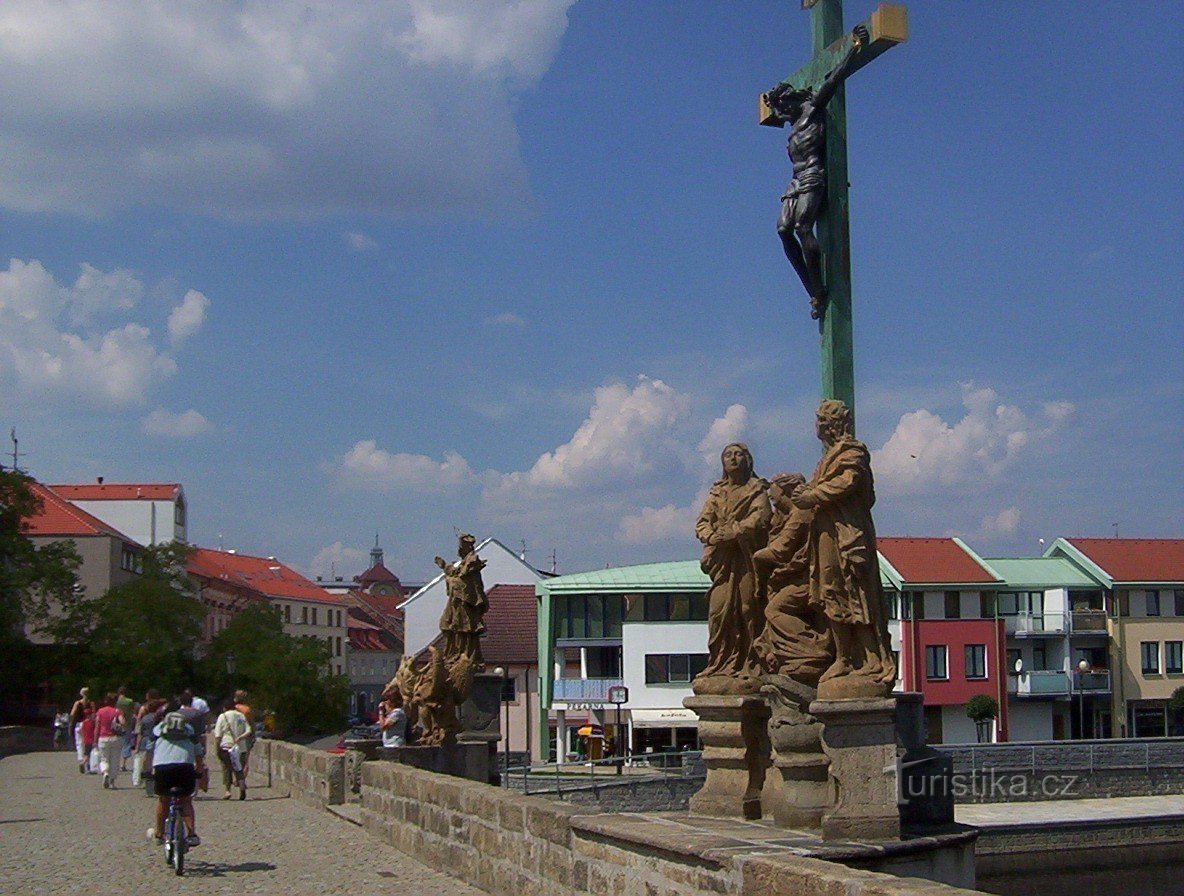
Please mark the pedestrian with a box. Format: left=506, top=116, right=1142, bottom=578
left=379, top=689, right=407, bottom=748
left=233, top=689, right=256, bottom=778
left=69, top=687, right=94, bottom=774
left=94, top=692, right=126, bottom=788
left=115, top=685, right=136, bottom=771
left=177, top=690, right=210, bottom=793
left=53, top=709, right=70, bottom=750
left=133, top=695, right=165, bottom=789
left=213, top=698, right=250, bottom=800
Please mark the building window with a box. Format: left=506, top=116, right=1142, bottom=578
left=1032, top=644, right=1047, bottom=671
left=1167, top=642, right=1183, bottom=675
left=311, top=607, right=318, bottom=626
left=644, top=653, right=709, bottom=684
left=284, top=604, right=291, bottom=623
left=925, top=645, right=948, bottom=681
left=336, top=636, right=342, bottom=656
left=1175, top=591, right=1184, bottom=617
left=301, top=606, right=308, bottom=625
left=884, top=592, right=899, bottom=620
left=944, top=592, right=961, bottom=620
left=1146, top=591, right=1161, bottom=617
left=901, top=591, right=924, bottom=621
left=174, top=498, right=186, bottom=527
left=1142, top=641, right=1161, bottom=675
left=965, top=645, right=987, bottom=680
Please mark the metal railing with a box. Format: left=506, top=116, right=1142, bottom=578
left=503, top=750, right=704, bottom=796
left=1071, top=610, right=1108, bottom=633
left=938, top=737, right=1184, bottom=775
left=1016, top=670, right=1069, bottom=696
left=552, top=678, right=625, bottom=702
left=1075, top=669, right=1111, bottom=693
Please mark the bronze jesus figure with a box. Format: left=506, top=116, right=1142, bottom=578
left=764, top=24, right=867, bottom=320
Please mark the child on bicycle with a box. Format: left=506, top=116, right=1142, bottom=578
left=146, top=702, right=201, bottom=847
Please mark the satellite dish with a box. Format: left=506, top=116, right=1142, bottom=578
left=1014, top=658, right=1024, bottom=674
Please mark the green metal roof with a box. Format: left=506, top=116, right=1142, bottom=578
left=979, top=557, right=1102, bottom=590
left=536, top=560, right=708, bottom=594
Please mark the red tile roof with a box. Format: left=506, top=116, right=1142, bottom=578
left=878, top=537, right=999, bottom=585
left=22, top=482, right=136, bottom=541
left=481, top=584, right=538, bottom=664
left=188, top=548, right=343, bottom=605
left=49, top=483, right=182, bottom=501
left=348, top=621, right=395, bottom=652
left=356, top=562, right=401, bottom=587
left=1064, top=539, right=1184, bottom=584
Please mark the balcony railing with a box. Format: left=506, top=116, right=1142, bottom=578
left=1074, top=669, right=1111, bottom=693
left=552, top=677, right=624, bottom=702
left=1017, top=670, right=1069, bottom=696
left=1014, top=612, right=1066, bottom=635
left=1071, top=610, right=1109, bottom=633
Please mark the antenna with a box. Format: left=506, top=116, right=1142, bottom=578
left=519, top=539, right=528, bottom=562
left=9, top=428, right=20, bottom=472
left=1112, top=523, right=1119, bottom=539
left=550, top=549, right=557, bottom=575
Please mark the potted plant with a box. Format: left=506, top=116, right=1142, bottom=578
left=966, top=694, right=999, bottom=743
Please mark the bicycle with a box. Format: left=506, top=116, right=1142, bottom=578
left=162, top=785, right=188, bottom=875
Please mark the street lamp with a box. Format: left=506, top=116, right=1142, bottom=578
left=1077, top=659, right=1090, bottom=739
left=493, top=666, right=509, bottom=785
left=226, top=651, right=237, bottom=676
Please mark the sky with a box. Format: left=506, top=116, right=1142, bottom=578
left=2, top=1, right=1181, bottom=584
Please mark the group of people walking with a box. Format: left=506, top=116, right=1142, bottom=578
left=66, top=686, right=259, bottom=848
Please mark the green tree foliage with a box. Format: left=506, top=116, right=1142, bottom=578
left=0, top=470, right=82, bottom=708
left=965, top=693, right=999, bottom=722
left=201, top=603, right=348, bottom=737
left=78, top=542, right=205, bottom=698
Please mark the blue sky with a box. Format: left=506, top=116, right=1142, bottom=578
left=2, top=1, right=1181, bottom=583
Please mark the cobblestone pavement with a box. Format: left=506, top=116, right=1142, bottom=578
left=0, top=750, right=485, bottom=896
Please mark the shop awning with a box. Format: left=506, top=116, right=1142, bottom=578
left=629, top=708, right=698, bottom=729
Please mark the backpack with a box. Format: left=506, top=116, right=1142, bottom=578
left=111, top=712, right=127, bottom=736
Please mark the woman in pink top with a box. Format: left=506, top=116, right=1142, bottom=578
left=94, top=692, right=126, bottom=789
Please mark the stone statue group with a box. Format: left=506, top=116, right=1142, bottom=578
left=693, top=398, right=895, bottom=702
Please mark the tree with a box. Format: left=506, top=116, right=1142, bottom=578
left=966, top=694, right=999, bottom=744
left=201, top=603, right=348, bottom=737
left=63, top=542, right=204, bottom=699
left=0, top=470, right=83, bottom=713
left=1169, top=686, right=1184, bottom=735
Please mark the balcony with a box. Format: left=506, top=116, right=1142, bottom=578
left=1074, top=669, right=1112, bottom=693
left=1016, top=670, right=1069, bottom=696
left=1070, top=610, right=1109, bottom=634
left=552, top=677, right=624, bottom=703
left=1013, top=612, right=1066, bottom=636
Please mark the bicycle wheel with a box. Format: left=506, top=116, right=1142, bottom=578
left=163, top=811, right=174, bottom=866
left=171, top=815, right=185, bottom=876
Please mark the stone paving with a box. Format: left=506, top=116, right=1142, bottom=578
left=956, top=793, right=1184, bottom=827
left=0, top=749, right=484, bottom=896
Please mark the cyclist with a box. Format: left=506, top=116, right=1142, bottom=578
left=146, top=702, right=200, bottom=848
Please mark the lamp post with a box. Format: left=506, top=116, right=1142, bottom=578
left=1077, top=659, right=1090, bottom=740
left=607, top=686, right=628, bottom=776
left=493, top=666, right=510, bottom=785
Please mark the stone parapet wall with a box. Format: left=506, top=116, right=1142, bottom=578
left=0, top=726, right=52, bottom=759
left=359, top=757, right=982, bottom=896
left=268, top=740, right=345, bottom=807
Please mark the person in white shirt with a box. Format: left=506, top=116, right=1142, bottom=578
left=379, top=690, right=407, bottom=748
left=212, top=699, right=250, bottom=800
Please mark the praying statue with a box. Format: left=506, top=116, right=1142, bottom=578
left=753, top=472, right=833, bottom=685
left=791, top=399, right=895, bottom=699
left=764, top=24, right=868, bottom=320
left=693, top=443, right=771, bottom=695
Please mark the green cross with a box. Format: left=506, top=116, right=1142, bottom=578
left=761, top=1, right=907, bottom=422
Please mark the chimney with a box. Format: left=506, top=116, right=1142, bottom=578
left=97, top=476, right=104, bottom=485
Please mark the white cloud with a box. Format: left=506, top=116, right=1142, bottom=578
left=0, top=258, right=180, bottom=406
left=140, top=408, right=212, bottom=438
left=697, top=404, right=748, bottom=467
left=339, top=440, right=478, bottom=491
left=978, top=507, right=1021, bottom=537
left=0, top=1, right=574, bottom=219
left=874, top=384, right=1074, bottom=494
left=505, top=376, right=690, bottom=491
left=617, top=503, right=696, bottom=545
left=484, top=312, right=525, bottom=328
left=310, top=542, right=370, bottom=581
left=345, top=231, right=378, bottom=251
left=167, top=289, right=210, bottom=344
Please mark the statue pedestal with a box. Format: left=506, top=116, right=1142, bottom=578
left=810, top=697, right=899, bottom=841
left=683, top=694, right=770, bottom=820
left=760, top=676, right=829, bottom=829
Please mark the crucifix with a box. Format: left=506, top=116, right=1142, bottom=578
left=760, top=0, right=906, bottom=419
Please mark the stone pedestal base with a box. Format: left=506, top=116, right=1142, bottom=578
left=683, top=694, right=770, bottom=820
left=810, top=697, right=900, bottom=841
left=761, top=676, right=829, bottom=829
